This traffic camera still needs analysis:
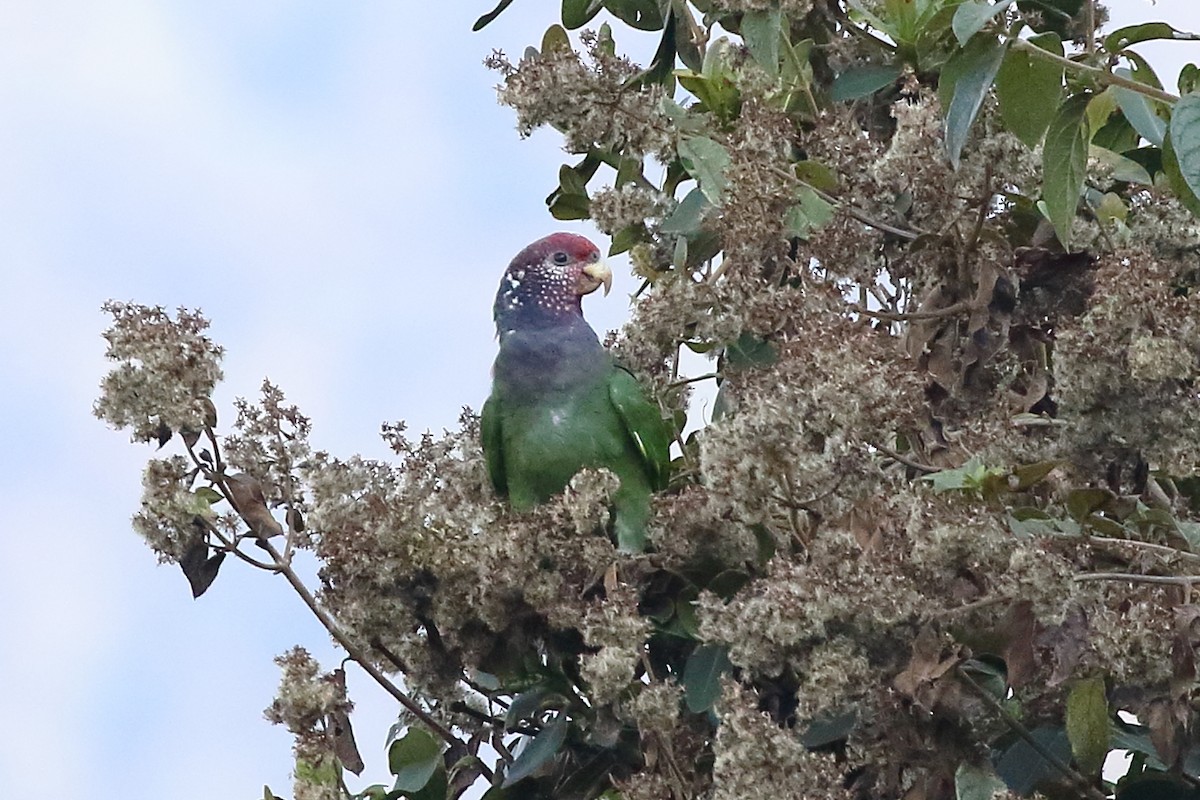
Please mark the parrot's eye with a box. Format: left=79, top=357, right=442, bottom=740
left=551, top=251, right=570, bottom=266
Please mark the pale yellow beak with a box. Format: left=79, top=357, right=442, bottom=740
left=581, top=261, right=613, bottom=296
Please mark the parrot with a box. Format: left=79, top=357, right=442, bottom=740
left=481, top=232, right=671, bottom=553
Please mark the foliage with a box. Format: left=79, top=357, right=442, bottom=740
left=96, top=1, right=1200, bottom=799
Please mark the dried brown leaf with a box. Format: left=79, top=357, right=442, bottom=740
left=1002, top=600, right=1037, bottom=689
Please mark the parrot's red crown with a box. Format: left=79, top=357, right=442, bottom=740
left=512, top=232, right=600, bottom=268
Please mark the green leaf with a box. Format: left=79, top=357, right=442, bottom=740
left=683, top=643, right=732, bottom=713
left=940, top=34, right=1008, bottom=168
left=1010, top=460, right=1061, bottom=490
left=1065, top=487, right=1113, bottom=520
left=994, top=33, right=1063, bottom=146
left=615, top=155, right=643, bottom=188
left=1014, top=0, right=1081, bottom=38
left=1041, top=93, right=1090, bottom=250
left=784, top=185, right=836, bottom=239
left=473, top=0, right=516, bottom=31
left=388, top=727, right=443, bottom=792
left=954, top=762, right=1007, bottom=800
left=541, top=24, right=571, bottom=54
left=1066, top=676, right=1109, bottom=777
left=1104, top=22, right=1200, bottom=54
left=502, top=714, right=569, bottom=786
left=830, top=63, right=902, bottom=101
left=548, top=193, right=590, bottom=220
left=741, top=8, right=783, bottom=78
left=793, top=159, right=838, bottom=191
left=920, top=457, right=1006, bottom=494
left=558, top=163, right=587, bottom=196
left=676, top=71, right=740, bottom=121
left=295, top=756, right=340, bottom=787
left=1181, top=64, right=1200, bottom=96
left=1168, top=92, right=1200, bottom=204
left=405, top=765, right=448, bottom=800
left=672, top=1, right=704, bottom=72
left=609, top=224, right=645, bottom=256
left=505, top=688, right=565, bottom=728
left=1111, top=719, right=1169, bottom=770
left=799, top=708, right=859, bottom=747
left=1090, top=144, right=1153, bottom=185
left=952, top=0, right=1015, bottom=46
left=605, top=0, right=664, bottom=31
left=562, top=0, right=602, bottom=29
left=661, top=187, right=710, bottom=235
left=1113, top=67, right=1167, bottom=146
left=194, top=485, right=223, bottom=505
left=724, top=332, right=778, bottom=370
left=993, top=725, right=1071, bottom=795
left=678, top=136, right=731, bottom=203
left=1163, top=130, right=1200, bottom=217
left=845, top=0, right=895, bottom=41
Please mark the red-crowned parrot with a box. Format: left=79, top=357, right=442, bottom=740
left=482, top=233, right=671, bottom=553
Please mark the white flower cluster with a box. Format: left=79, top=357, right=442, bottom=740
left=94, top=301, right=223, bottom=443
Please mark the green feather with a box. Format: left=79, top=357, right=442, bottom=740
left=481, top=393, right=506, bottom=496
left=608, top=365, right=672, bottom=492
left=483, top=359, right=670, bottom=552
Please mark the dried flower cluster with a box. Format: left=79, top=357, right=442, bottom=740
left=94, top=301, right=223, bottom=443
left=485, top=31, right=672, bottom=158
left=98, top=3, right=1200, bottom=798
left=264, top=647, right=357, bottom=800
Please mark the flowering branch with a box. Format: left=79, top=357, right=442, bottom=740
left=1009, top=37, right=1179, bottom=105
left=255, top=538, right=462, bottom=748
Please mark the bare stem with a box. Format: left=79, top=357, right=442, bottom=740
left=956, top=666, right=1108, bottom=800
left=764, top=165, right=924, bottom=240
left=668, top=372, right=720, bottom=388
left=849, top=299, right=978, bottom=322
left=932, top=594, right=1010, bottom=618
left=868, top=441, right=939, bottom=474
left=1073, top=572, right=1200, bottom=587
left=1090, top=536, right=1200, bottom=565
left=1010, top=38, right=1179, bottom=105
left=258, top=539, right=462, bottom=748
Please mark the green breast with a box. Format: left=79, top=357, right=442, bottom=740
left=501, top=378, right=638, bottom=509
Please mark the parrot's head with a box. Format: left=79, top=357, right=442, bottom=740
left=494, top=233, right=612, bottom=333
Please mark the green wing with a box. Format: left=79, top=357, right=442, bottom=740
left=607, top=365, right=672, bottom=491
left=480, top=393, right=506, bottom=496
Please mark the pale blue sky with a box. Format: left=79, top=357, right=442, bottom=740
left=0, top=2, right=1196, bottom=798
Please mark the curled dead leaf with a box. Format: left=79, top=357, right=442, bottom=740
left=224, top=473, right=284, bottom=539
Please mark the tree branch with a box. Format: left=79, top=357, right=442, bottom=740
left=956, top=666, right=1109, bottom=800
left=1073, top=572, right=1200, bottom=587
left=258, top=539, right=462, bottom=748
left=849, top=299, right=978, bottom=322
left=868, top=441, right=939, bottom=473
left=1010, top=38, right=1179, bottom=105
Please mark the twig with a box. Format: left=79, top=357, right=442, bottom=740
left=202, top=518, right=279, bottom=571
left=766, top=165, right=923, bottom=240
left=932, top=595, right=1010, bottom=618
left=180, top=437, right=280, bottom=572
left=849, top=299, right=978, bottom=322
left=668, top=372, right=720, bottom=388
left=258, top=539, right=461, bottom=748
left=1010, top=38, right=1179, bottom=105
left=449, top=702, right=539, bottom=737
left=1084, top=0, right=1095, bottom=56
left=186, top=414, right=462, bottom=748
left=956, top=666, right=1109, bottom=800
left=867, top=441, right=939, bottom=473
left=1073, top=572, right=1200, bottom=587
left=1089, top=537, right=1200, bottom=565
